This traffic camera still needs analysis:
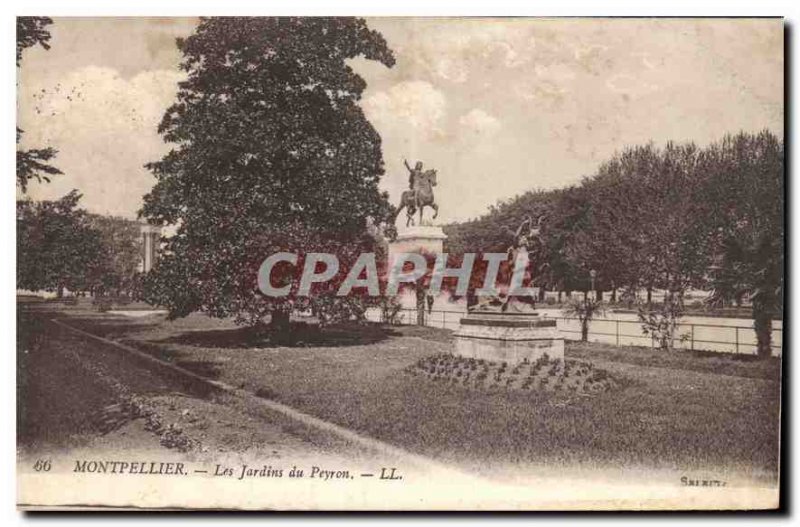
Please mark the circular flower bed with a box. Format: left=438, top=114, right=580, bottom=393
left=406, top=353, right=620, bottom=395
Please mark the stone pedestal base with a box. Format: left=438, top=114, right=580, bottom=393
left=453, top=312, right=564, bottom=365
left=388, top=225, right=447, bottom=262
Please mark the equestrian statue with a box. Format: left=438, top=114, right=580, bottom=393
left=393, top=159, right=439, bottom=227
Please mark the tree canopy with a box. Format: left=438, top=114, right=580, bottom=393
left=17, top=16, right=53, bottom=65
left=85, top=214, right=145, bottom=296
left=445, top=130, right=784, bottom=355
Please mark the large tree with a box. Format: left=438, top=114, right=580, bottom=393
left=705, top=131, right=784, bottom=357
left=17, top=16, right=62, bottom=193
left=141, top=17, right=396, bottom=329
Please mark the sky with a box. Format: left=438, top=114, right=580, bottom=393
left=17, top=17, right=784, bottom=222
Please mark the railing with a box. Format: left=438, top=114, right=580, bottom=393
left=364, top=307, right=783, bottom=357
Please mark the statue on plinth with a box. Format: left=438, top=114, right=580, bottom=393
left=472, top=215, right=545, bottom=314
left=455, top=214, right=562, bottom=365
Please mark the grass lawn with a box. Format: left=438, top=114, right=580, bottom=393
left=62, top=307, right=781, bottom=483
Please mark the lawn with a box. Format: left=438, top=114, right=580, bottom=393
left=61, top=307, right=781, bottom=483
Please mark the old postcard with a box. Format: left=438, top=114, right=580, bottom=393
left=16, top=16, right=783, bottom=510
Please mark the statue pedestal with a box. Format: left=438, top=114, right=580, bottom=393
left=453, top=312, right=565, bottom=365
left=388, top=225, right=447, bottom=259
left=387, top=225, right=447, bottom=311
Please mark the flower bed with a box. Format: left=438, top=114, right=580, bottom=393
left=406, top=353, right=620, bottom=394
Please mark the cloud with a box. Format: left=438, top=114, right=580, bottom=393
left=459, top=109, right=501, bottom=136
left=631, top=51, right=658, bottom=70
left=491, top=40, right=528, bottom=68
left=18, top=66, right=185, bottom=217
left=605, top=74, right=659, bottom=97
left=22, top=66, right=183, bottom=142
left=535, top=63, right=577, bottom=84
left=431, top=56, right=468, bottom=83
left=514, top=63, right=575, bottom=106
left=391, top=20, right=538, bottom=84
left=362, top=81, right=447, bottom=138
left=572, top=43, right=610, bottom=74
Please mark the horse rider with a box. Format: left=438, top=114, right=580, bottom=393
left=404, top=159, right=424, bottom=193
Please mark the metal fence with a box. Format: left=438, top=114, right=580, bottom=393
left=365, top=307, right=783, bottom=357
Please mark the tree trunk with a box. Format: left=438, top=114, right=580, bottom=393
left=416, top=287, right=426, bottom=326
left=467, top=290, right=477, bottom=309
left=646, top=287, right=652, bottom=305
left=596, top=289, right=603, bottom=302
left=269, top=309, right=291, bottom=334
left=56, top=284, right=64, bottom=299
left=557, top=290, right=563, bottom=303
left=611, top=288, right=617, bottom=303
left=754, top=308, right=773, bottom=358
left=581, top=319, right=589, bottom=342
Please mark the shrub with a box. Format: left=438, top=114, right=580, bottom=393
left=637, top=293, right=690, bottom=351
left=378, top=296, right=403, bottom=325
left=563, top=297, right=606, bottom=342
left=93, top=296, right=114, bottom=312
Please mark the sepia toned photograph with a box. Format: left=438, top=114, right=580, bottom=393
left=15, top=15, right=783, bottom=511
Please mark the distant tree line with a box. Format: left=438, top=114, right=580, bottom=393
left=17, top=192, right=144, bottom=299
left=445, top=130, right=784, bottom=356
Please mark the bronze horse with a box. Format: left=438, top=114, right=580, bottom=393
left=394, top=169, right=439, bottom=227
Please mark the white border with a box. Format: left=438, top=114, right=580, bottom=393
left=3, top=1, right=795, bottom=525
